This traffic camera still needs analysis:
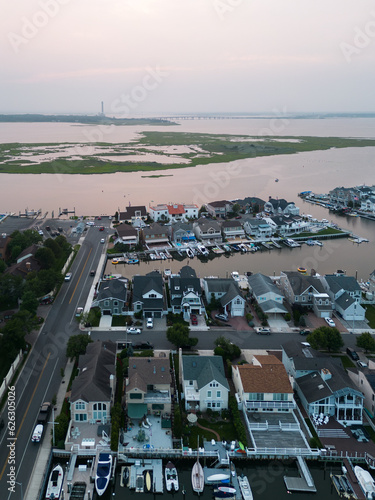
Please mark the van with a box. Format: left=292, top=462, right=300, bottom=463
left=346, top=347, right=359, bottom=361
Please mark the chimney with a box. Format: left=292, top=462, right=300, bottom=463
left=321, top=368, right=332, bottom=381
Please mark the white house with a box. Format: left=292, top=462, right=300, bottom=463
left=203, top=278, right=245, bottom=317
left=322, top=274, right=365, bottom=321
left=180, top=353, right=229, bottom=412
left=264, top=198, right=300, bottom=216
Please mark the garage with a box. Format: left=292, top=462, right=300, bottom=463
left=102, top=310, right=111, bottom=315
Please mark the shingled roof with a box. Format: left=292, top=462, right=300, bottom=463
left=182, top=356, right=229, bottom=390
left=236, top=355, right=293, bottom=394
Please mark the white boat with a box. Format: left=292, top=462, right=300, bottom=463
left=197, top=244, right=209, bottom=256
left=207, top=474, right=231, bottom=482
left=218, top=486, right=237, bottom=495
left=45, top=464, right=64, bottom=499
left=354, top=466, right=375, bottom=499
left=238, top=474, right=253, bottom=500
left=231, top=271, right=240, bottom=281
left=165, top=461, right=179, bottom=492
left=186, top=248, right=194, bottom=258
left=95, top=453, right=113, bottom=497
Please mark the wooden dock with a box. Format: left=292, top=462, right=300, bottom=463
left=284, top=456, right=317, bottom=493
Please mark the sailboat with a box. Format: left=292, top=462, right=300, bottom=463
left=191, top=438, right=204, bottom=494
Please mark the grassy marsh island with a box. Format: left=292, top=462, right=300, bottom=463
left=1, top=132, right=375, bottom=174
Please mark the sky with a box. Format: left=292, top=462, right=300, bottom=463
left=2, top=0, right=375, bottom=115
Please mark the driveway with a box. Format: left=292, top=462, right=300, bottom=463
left=99, top=315, right=112, bottom=328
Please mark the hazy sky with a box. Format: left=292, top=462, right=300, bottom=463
left=2, top=0, right=375, bottom=115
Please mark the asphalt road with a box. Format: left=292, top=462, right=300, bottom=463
left=0, top=217, right=112, bottom=500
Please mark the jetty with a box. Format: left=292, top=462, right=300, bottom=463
left=283, top=456, right=317, bottom=493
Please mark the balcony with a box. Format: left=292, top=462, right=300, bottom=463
left=245, top=401, right=296, bottom=410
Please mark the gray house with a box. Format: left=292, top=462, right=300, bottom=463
left=203, top=278, right=245, bottom=317
left=70, top=340, right=116, bottom=424
left=169, top=266, right=203, bottom=319
left=248, top=273, right=287, bottom=315
left=322, top=274, right=365, bottom=321
left=92, top=278, right=128, bottom=316
left=170, top=222, right=196, bottom=245
left=193, top=219, right=222, bottom=243
left=264, top=198, right=299, bottom=215
left=180, top=353, right=230, bottom=412
left=132, top=271, right=166, bottom=318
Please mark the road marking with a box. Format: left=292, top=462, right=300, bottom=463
left=69, top=248, right=92, bottom=304
left=0, top=352, right=51, bottom=482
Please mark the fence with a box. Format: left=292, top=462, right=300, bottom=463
left=0, top=349, right=23, bottom=401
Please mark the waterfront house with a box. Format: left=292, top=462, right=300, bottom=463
left=235, top=196, right=265, bottom=214
left=369, top=270, right=375, bottom=295
left=205, top=200, right=233, bottom=218
left=322, top=274, right=365, bottom=321
left=70, top=340, right=116, bottom=424
left=242, top=216, right=273, bottom=240
left=247, top=273, right=288, bottom=315
left=169, top=222, right=196, bottom=245
left=179, top=353, right=229, bottom=412
left=114, top=223, right=139, bottom=247
left=132, top=271, right=166, bottom=318
left=221, top=220, right=245, bottom=240
left=263, top=198, right=300, bottom=216
left=149, top=203, right=199, bottom=222
left=203, top=278, right=245, bottom=317
left=148, top=204, right=169, bottom=222
left=232, top=354, right=295, bottom=413
left=280, top=271, right=333, bottom=318
left=329, top=186, right=359, bottom=207
left=360, top=196, right=375, bottom=213
left=126, top=357, right=172, bottom=419
left=264, top=215, right=309, bottom=236
left=282, top=341, right=364, bottom=426
left=119, top=205, right=148, bottom=225
left=347, top=368, right=375, bottom=418
left=91, top=278, right=128, bottom=316
left=141, top=222, right=170, bottom=249
left=169, top=266, right=203, bottom=318
left=193, top=218, right=222, bottom=243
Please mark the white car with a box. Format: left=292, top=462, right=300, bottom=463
left=127, top=327, right=141, bottom=335
left=100, top=238, right=105, bottom=244
left=325, top=317, right=335, bottom=327
left=64, top=272, right=72, bottom=281
left=146, top=318, right=153, bottom=329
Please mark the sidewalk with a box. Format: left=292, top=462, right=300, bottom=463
left=25, top=358, right=75, bottom=500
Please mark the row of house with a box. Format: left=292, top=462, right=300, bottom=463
left=329, top=184, right=375, bottom=212
left=69, top=339, right=368, bottom=448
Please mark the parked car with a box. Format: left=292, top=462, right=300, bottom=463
left=146, top=317, right=153, bottom=329
left=256, top=327, right=271, bottom=335
left=76, top=307, right=83, bottom=317
left=357, top=361, right=367, bottom=368
left=300, top=329, right=311, bottom=336
left=100, top=238, right=105, bottom=244
left=347, top=347, right=359, bottom=361
left=64, top=272, right=72, bottom=281
left=126, top=327, right=141, bottom=335
left=134, top=341, right=154, bottom=350
left=215, top=313, right=229, bottom=322
left=191, top=314, right=198, bottom=325
left=325, top=317, right=335, bottom=327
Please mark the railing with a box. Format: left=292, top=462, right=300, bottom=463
left=245, top=401, right=295, bottom=409
left=248, top=422, right=269, bottom=430
left=280, top=423, right=300, bottom=431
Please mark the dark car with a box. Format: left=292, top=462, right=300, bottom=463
left=300, top=329, right=311, bottom=336
left=133, top=341, right=154, bottom=350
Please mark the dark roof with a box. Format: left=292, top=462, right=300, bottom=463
left=120, top=205, right=147, bottom=220
left=70, top=341, right=116, bottom=403
left=182, top=355, right=229, bottom=390
left=132, top=271, right=164, bottom=310
left=143, top=222, right=168, bottom=237
left=335, top=291, right=355, bottom=310
left=220, top=283, right=243, bottom=307
left=248, top=273, right=282, bottom=297
left=266, top=198, right=293, bottom=210
left=204, top=278, right=238, bottom=294
left=325, top=275, right=361, bottom=294
left=235, top=197, right=265, bottom=207
left=97, top=279, right=127, bottom=302
left=127, top=357, right=171, bottom=392
left=282, top=271, right=325, bottom=295
left=206, top=200, right=232, bottom=208
left=116, top=223, right=138, bottom=238
left=195, top=219, right=221, bottom=231
left=222, top=220, right=242, bottom=228
left=259, top=299, right=288, bottom=314
left=170, top=266, right=200, bottom=295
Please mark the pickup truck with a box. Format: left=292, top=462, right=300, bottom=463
left=37, top=402, right=51, bottom=424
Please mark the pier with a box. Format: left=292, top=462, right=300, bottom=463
left=283, top=456, right=317, bottom=493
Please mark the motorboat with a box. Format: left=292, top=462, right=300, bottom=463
left=354, top=466, right=375, bottom=499
left=238, top=474, right=253, bottom=500
left=207, top=474, right=230, bottom=483
left=95, top=453, right=113, bottom=497
left=231, top=271, right=240, bottom=281
left=120, top=466, right=129, bottom=487
left=127, top=258, right=139, bottom=264
left=197, top=244, right=209, bottom=256
left=186, top=248, right=194, bottom=258
left=165, top=461, right=179, bottom=492
left=45, top=464, right=64, bottom=499
left=218, top=486, right=237, bottom=495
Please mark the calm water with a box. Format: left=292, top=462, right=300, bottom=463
left=1, top=118, right=375, bottom=280
left=98, top=460, right=342, bottom=499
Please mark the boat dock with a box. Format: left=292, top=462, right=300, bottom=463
left=125, top=458, right=164, bottom=493
left=283, top=456, right=317, bottom=493
left=203, top=464, right=242, bottom=500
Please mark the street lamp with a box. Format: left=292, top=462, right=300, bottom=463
left=15, top=481, right=23, bottom=500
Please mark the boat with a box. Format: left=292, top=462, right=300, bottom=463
left=127, top=258, right=139, bottom=264
left=230, top=462, right=236, bottom=477
left=191, top=440, right=204, bottom=494
left=206, top=474, right=231, bottom=483
left=45, top=464, right=64, bottom=499
left=144, top=470, right=152, bottom=492
left=197, top=244, right=209, bottom=256
left=218, top=486, right=237, bottom=495
left=136, top=473, right=144, bottom=493
left=186, top=248, right=194, bottom=258
left=238, top=474, right=253, bottom=500
left=214, top=491, right=235, bottom=498
left=95, top=453, right=113, bottom=497
left=330, top=474, right=345, bottom=496
left=275, top=178, right=279, bottom=182
left=121, top=466, right=129, bottom=487
left=160, top=252, right=167, bottom=260
left=315, top=240, right=323, bottom=246
left=297, top=267, right=307, bottom=274
left=354, top=466, right=375, bottom=499
left=231, top=271, right=240, bottom=281
left=165, top=461, right=179, bottom=492
left=164, top=268, right=171, bottom=277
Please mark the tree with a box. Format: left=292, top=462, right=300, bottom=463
left=214, top=336, right=241, bottom=361
left=166, top=323, right=197, bottom=348
left=356, top=332, right=375, bottom=353
left=20, top=290, right=39, bottom=315
left=307, top=326, right=344, bottom=352
left=232, top=203, right=241, bottom=215
left=66, top=334, right=93, bottom=359
left=35, top=247, right=56, bottom=269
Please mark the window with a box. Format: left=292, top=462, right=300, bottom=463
left=114, top=301, right=118, bottom=306
left=93, top=403, right=107, bottom=421
left=207, top=402, right=211, bottom=408
left=248, top=393, right=264, bottom=401
left=75, top=402, right=85, bottom=410
left=207, top=391, right=212, bottom=398
left=75, top=413, right=87, bottom=422
left=217, top=402, right=221, bottom=408
left=273, top=394, right=288, bottom=401
left=189, top=381, right=193, bottom=386
left=216, top=391, right=221, bottom=399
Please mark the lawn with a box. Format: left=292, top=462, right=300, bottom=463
left=365, top=305, right=375, bottom=329
left=337, top=355, right=356, bottom=369
left=183, top=415, right=237, bottom=448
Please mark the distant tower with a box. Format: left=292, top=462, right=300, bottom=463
left=100, top=101, right=104, bottom=116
